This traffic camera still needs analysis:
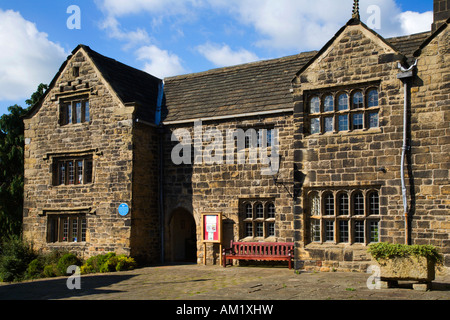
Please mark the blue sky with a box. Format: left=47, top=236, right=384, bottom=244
left=0, top=0, right=434, bottom=116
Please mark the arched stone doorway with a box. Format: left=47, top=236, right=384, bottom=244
left=168, top=208, right=197, bottom=262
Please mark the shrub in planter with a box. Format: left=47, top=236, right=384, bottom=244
left=368, top=242, right=443, bottom=282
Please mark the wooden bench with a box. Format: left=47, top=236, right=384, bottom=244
left=222, top=241, right=294, bottom=269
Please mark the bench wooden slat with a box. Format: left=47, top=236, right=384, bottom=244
left=223, top=241, right=294, bottom=269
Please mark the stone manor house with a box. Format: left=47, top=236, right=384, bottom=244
left=23, top=1, right=449, bottom=271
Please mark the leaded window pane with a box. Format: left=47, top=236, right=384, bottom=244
left=255, top=203, right=264, bottom=219
left=324, top=95, right=334, bottom=112
left=324, top=193, right=334, bottom=216
left=369, top=112, right=379, bottom=128
left=367, top=89, right=378, bottom=107
left=310, top=118, right=320, bottom=134
left=338, top=93, right=349, bottom=111
left=310, top=96, right=320, bottom=114
left=339, top=220, right=349, bottom=243
left=353, top=192, right=364, bottom=215
left=353, top=113, right=364, bottom=130
left=325, top=220, right=334, bottom=242
left=368, top=192, right=379, bottom=215
left=338, top=193, right=349, bottom=216
left=338, top=114, right=348, bottom=131
left=354, top=220, right=364, bottom=243
left=311, top=219, right=321, bottom=242
left=353, top=91, right=364, bottom=109
left=324, top=116, right=334, bottom=132
left=369, top=221, right=379, bottom=243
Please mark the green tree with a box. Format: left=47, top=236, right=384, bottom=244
left=0, top=84, right=47, bottom=241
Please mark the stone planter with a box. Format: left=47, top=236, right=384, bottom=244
left=378, top=255, right=436, bottom=291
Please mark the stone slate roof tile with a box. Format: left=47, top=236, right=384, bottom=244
left=82, top=45, right=162, bottom=123
left=162, top=51, right=317, bottom=123
left=387, top=31, right=432, bottom=64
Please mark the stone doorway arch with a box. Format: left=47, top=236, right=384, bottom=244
left=168, top=208, right=197, bottom=262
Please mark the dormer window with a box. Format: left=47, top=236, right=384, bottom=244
left=60, top=96, right=90, bottom=126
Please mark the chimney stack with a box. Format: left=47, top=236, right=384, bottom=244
left=433, top=0, right=450, bottom=31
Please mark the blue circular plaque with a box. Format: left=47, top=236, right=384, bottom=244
left=118, top=203, right=129, bottom=216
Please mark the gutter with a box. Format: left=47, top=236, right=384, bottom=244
left=397, top=60, right=417, bottom=245
left=162, top=108, right=293, bottom=125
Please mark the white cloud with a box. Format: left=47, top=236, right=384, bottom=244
left=207, top=0, right=431, bottom=51
left=99, top=15, right=150, bottom=49
left=397, top=11, right=433, bottom=35
left=95, top=0, right=434, bottom=75
left=98, top=0, right=202, bottom=17
left=136, top=45, right=187, bottom=78
left=196, top=43, right=259, bottom=67
left=0, top=9, right=68, bottom=101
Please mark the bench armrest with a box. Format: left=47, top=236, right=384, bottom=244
left=222, top=247, right=234, bottom=255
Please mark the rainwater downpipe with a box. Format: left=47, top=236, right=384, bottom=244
left=155, top=80, right=165, bottom=263
left=397, top=60, right=417, bottom=245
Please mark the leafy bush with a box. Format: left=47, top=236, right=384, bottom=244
left=57, top=253, right=81, bottom=276
left=81, top=253, right=136, bottom=274
left=115, top=255, right=137, bottom=271
left=25, top=249, right=76, bottom=279
left=26, top=258, right=45, bottom=279
left=0, top=237, right=36, bottom=282
left=368, top=242, right=443, bottom=264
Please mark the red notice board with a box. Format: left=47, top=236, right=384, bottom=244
left=201, top=213, right=222, bottom=243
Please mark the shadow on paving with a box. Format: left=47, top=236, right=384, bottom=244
left=0, top=274, right=137, bottom=300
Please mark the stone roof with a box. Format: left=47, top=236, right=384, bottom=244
left=24, top=45, right=162, bottom=123
left=23, top=30, right=436, bottom=124
left=162, top=51, right=317, bottom=123
left=388, top=31, right=432, bottom=64
left=81, top=45, right=162, bottom=123
left=162, top=31, right=432, bottom=124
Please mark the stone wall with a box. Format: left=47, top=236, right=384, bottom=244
left=130, top=122, right=161, bottom=264
left=410, top=26, right=450, bottom=267
left=23, top=48, right=136, bottom=260
left=163, top=113, right=296, bottom=265
left=292, top=22, right=449, bottom=271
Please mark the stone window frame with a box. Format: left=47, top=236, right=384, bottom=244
left=305, top=82, right=381, bottom=136
left=46, top=149, right=100, bottom=187
left=239, top=125, right=276, bottom=150
left=52, top=155, right=93, bottom=186
left=46, top=212, right=87, bottom=244
left=239, top=198, right=276, bottom=240
left=59, top=95, right=90, bottom=126
left=306, top=188, right=381, bottom=245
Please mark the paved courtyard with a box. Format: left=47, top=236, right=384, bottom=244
left=0, top=264, right=449, bottom=301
